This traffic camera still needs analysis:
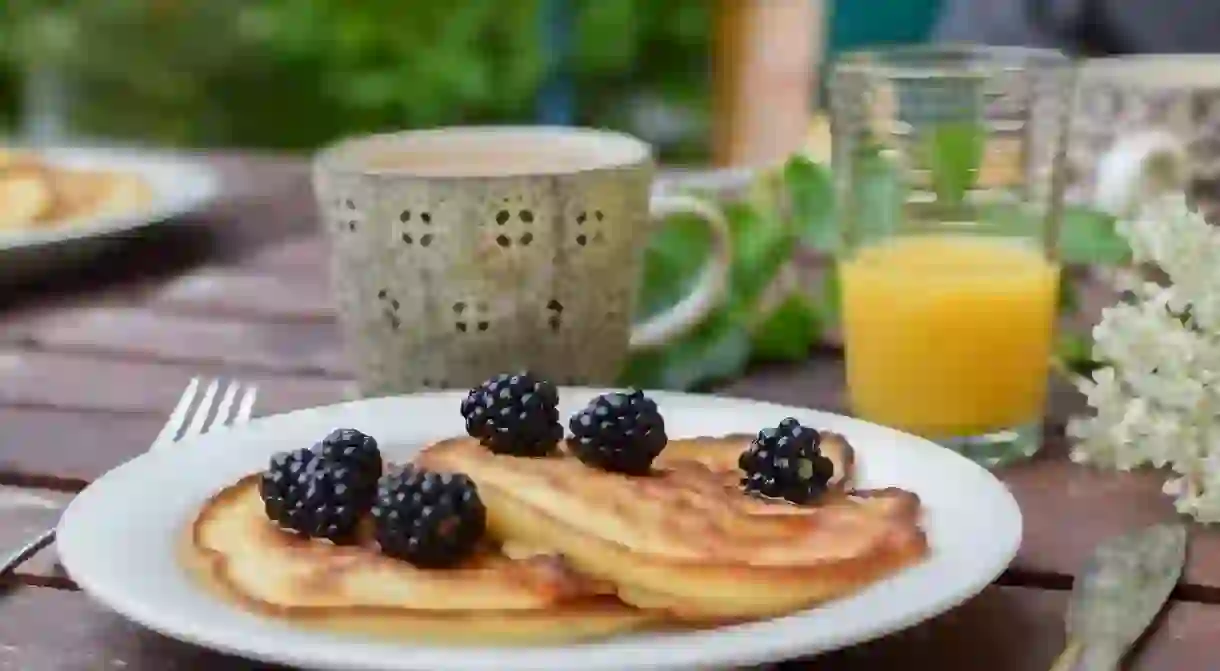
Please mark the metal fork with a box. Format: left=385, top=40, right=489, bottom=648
left=0, top=377, right=258, bottom=579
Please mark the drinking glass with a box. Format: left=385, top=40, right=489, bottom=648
left=828, top=45, right=1076, bottom=467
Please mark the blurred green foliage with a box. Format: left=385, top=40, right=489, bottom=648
left=622, top=156, right=834, bottom=390
left=0, top=0, right=711, bottom=156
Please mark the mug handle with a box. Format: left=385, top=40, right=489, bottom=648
left=1093, top=128, right=1189, bottom=218
left=628, top=194, right=733, bottom=351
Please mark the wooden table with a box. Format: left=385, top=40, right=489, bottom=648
left=3, top=154, right=1219, bottom=670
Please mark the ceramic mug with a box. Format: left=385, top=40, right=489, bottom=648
left=312, top=126, right=733, bottom=396
left=1071, top=55, right=1220, bottom=220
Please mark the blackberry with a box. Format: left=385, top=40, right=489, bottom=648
left=567, top=388, right=667, bottom=474
left=258, top=448, right=369, bottom=543
left=459, top=372, right=563, bottom=456
left=738, top=417, right=835, bottom=504
left=315, top=427, right=382, bottom=494
left=371, top=465, right=486, bottom=568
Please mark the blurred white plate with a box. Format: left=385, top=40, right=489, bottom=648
left=0, top=146, right=219, bottom=282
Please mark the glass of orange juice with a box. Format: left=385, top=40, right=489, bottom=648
left=829, top=46, right=1075, bottom=467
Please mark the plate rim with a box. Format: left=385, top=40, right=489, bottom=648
left=57, top=389, right=1023, bottom=671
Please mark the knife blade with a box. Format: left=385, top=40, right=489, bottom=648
left=1051, top=522, right=1187, bottom=671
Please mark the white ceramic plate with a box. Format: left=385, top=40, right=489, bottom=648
left=57, top=390, right=1022, bottom=671
left=0, top=146, right=219, bottom=280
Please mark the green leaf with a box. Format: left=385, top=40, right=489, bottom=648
left=1058, top=206, right=1130, bottom=266
left=625, top=197, right=769, bottom=391
left=626, top=169, right=825, bottom=389
left=974, top=203, right=1129, bottom=266
left=925, top=121, right=985, bottom=206
left=635, top=210, right=712, bottom=320
left=745, top=165, right=787, bottom=215
left=725, top=201, right=796, bottom=309
left=750, top=293, right=823, bottom=362
left=842, top=146, right=906, bottom=247
left=1057, top=274, right=1081, bottom=314
left=820, top=266, right=842, bottom=326
left=1054, top=331, right=1105, bottom=377
left=782, top=155, right=836, bottom=251
left=618, top=311, right=752, bottom=390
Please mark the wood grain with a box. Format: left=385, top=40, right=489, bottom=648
left=0, top=586, right=286, bottom=670
left=802, top=586, right=1220, bottom=671
left=0, top=408, right=161, bottom=487
left=147, top=269, right=333, bottom=322
left=5, top=306, right=346, bottom=377
left=0, top=350, right=351, bottom=416
left=2, top=585, right=1218, bottom=670
left=242, top=235, right=330, bottom=275
left=1002, top=456, right=1220, bottom=598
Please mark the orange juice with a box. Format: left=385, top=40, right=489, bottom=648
left=839, top=233, right=1060, bottom=439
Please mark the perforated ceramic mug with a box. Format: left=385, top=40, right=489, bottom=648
left=312, top=126, right=733, bottom=396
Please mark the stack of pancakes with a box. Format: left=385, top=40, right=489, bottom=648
left=184, top=432, right=928, bottom=644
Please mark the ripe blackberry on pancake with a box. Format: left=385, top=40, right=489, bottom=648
left=739, top=417, right=835, bottom=504
left=567, top=388, right=667, bottom=474
left=460, top=372, right=563, bottom=456
left=258, top=448, right=368, bottom=543
left=315, top=427, right=382, bottom=496
left=372, top=465, right=487, bottom=568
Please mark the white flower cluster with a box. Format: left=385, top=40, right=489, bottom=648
left=1068, top=193, right=1220, bottom=522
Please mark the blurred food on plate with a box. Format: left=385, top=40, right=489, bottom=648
left=0, top=148, right=153, bottom=232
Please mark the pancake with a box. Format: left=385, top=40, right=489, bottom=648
left=416, top=433, right=928, bottom=621
left=183, top=475, right=652, bottom=644
left=0, top=147, right=154, bottom=232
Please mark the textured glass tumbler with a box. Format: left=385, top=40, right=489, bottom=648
left=829, top=46, right=1076, bottom=467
